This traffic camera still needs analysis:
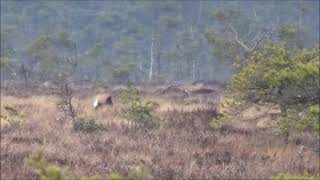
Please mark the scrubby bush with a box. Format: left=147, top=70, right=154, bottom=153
left=211, top=114, right=226, bottom=129
left=106, top=174, right=125, bottom=180
left=118, top=87, right=136, bottom=104
left=95, top=81, right=110, bottom=89
left=1, top=105, right=24, bottom=128
left=73, top=117, right=105, bottom=133
left=277, top=105, right=320, bottom=136
left=53, top=77, right=77, bottom=122
left=123, top=88, right=160, bottom=129
left=271, top=173, right=319, bottom=180
left=81, top=176, right=100, bottom=180
left=128, top=166, right=154, bottom=180
left=25, top=152, right=153, bottom=180
left=229, top=44, right=319, bottom=136
left=210, top=94, right=237, bottom=129
left=25, top=152, right=75, bottom=180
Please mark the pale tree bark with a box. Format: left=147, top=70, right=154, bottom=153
left=228, top=23, right=277, bottom=56
left=191, top=2, right=203, bottom=81
left=297, top=0, right=303, bottom=48
left=148, top=34, right=155, bottom=81
left=156, top=33, right=161, bottom=76
left=190, top=27, right=196, bottom=81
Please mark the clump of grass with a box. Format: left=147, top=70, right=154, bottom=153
left=271, top=173, right=319, bottom=180
left=95, top=81, right=110, bottom=89
left=277, top=106, right=320, bottom=137
left=25, top=152, right=153, bottom=180
left=128, top=166, right=154, bottom=180
left=1, top=105, right=25, bottom=128
left=73, top=117, right=105, bottom=133
left=210, top=114, right=226, bottom=129
left=106, top=174, right=125, bottom=180
left=25, top=152, right=75, bottom=180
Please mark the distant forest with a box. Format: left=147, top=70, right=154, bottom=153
left=1, top=1, right=319, bottom=84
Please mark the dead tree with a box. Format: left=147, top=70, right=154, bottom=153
left=227, top=24, right=278, bottom=57
left=148, top=33, right=156, bottom=81
left=52, top=75, right=77, bottom=122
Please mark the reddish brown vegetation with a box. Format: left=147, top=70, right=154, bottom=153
left=1, top=84, right=319, bottom=179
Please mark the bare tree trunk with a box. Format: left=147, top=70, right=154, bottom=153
left=156, top=34, right=161, bottom=76
left=148, top=34, right=155, bottom=81
left=190, top=26, right=197, bottom=81
left=297, top=0, right=303, bottom=49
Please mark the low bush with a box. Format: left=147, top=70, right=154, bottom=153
left=123, top=88, right=160, bottom=129
left=210, top=114, right=226, bottom=129
left=128, top=166, right=154, bottom=180
left=271, top=173, right=319, bottom=180
left=1, top=105, right=25, bottom=128
left=25, top=152, right=153, bottom=180
left=25, top=152, right=75, bottom=180
left=95, top=81, right=110, bottom=89
left=277, top=105, right=320, bottom=136
left=73, top=117, right=105, bottom=133
left=106, top=174, right=125, bottom=180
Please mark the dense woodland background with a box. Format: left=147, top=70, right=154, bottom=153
left=1, top=1, right=319, bottom=85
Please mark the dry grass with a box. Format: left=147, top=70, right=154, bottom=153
left=1, top=84, right=319, bottom=180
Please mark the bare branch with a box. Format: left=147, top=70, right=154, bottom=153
left=227, top=22, right=278, bottom=55
left=52, top=76, right=77, bottom=121
left=249, top=26, right=278, bottom=53
left=228, top=23, right=250, bottom=52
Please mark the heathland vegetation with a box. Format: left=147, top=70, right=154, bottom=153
left=1, top=1, right=319, bottom=179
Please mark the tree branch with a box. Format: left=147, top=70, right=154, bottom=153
left=228, top=23, right=250, bottom=52
left=228, top=23, right=277, bottom=55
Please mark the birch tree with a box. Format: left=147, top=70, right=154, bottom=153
left=148, top=33, right=155, bottom=81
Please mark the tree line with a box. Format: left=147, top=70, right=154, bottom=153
left=1, top=1, right=318, bottom=85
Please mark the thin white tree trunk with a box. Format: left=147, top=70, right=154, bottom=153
left=298, top=0, right=303, bottom=44
left=190, top=27, right=196, bottom=81
left=148, top=35, right=155, bottom=81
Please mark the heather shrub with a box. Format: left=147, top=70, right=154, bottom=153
left=277, top=105, right=320, bottom=136
left=25, top=152, right=76, bottom=180
left=106, top=174, right=125, bottom=180
left=211, top=114, right=226, bottom=129
left=128, top=166, right=153, bottom=180
left=1, top=105, right=25, bottom=128
left=26, top=152, right=153, bottom=180
left=210, top=95, right=234, bottom=129
left=81, top=176, right=100, bottom=180
left=73, top=117, right=104, bottom=133
left=95, top=81, right=110, bottom=89
left=271, top=173, right=319, bottom=180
